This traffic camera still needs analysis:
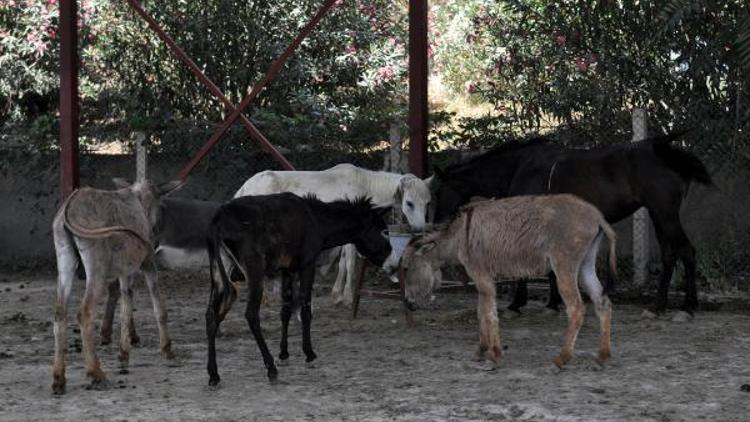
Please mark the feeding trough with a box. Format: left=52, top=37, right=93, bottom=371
left=351, top=223, right=432, bottom=322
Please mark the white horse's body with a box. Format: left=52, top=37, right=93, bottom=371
left=234, top=163, right=431, bottom=304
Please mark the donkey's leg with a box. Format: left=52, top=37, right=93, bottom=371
left=471, top=271, right=502, bottom=365
left=545, top=272, right=563, bottom=312
left=126, top=284, right=140, bottom=345
left=578, top=243, right=612, bottom=365
left=551, top=264, right=585, bottom=369
left=51, top=231, right=77, bottom=395
left=298, top=265, right=318, bottom=363
left=279, top=270, right=296, bottom=362
left=676, top=238, right=698, bottom=314
left=117, top=275, right=135, bottom=373
left=244, top=268, right=278, bottom=381
left=142, top=258, right=173, bottom=359
left=206, top=283, right=225, bottom=387
left=100, top=280, right=119, bottom=345
left=78, top=272, right=109, bottom=389
left=506, top=281, right=527, bottom=314
left=341, top=245, right=359, bottom=306
left=651, top=219, right=678, bottom=315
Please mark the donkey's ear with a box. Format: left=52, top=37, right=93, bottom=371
left=416, top=241, right=436, bottom=256
left=157, top=180, right=184, bottom=197
left=112, top=178, right=132, bottom=189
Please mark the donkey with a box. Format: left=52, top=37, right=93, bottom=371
left=401, top=195, right=616, bottom=368
left=206, top=193, right=393, bottom=385
left=235, top=163, right=431, bottom=306
left=51, top=179, right=181, bottom=395
left=431, top=132, right=711, bottom=317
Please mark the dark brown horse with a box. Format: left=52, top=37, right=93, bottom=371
left=431, top=132, right=712, bottom=315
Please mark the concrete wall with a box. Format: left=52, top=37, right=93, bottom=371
left=0, top=151, right=744, bottom=282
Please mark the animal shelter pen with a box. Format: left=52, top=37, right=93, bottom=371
left=57, top=0, right=431, bottom=198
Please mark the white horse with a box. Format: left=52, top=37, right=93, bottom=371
left=234, top=163, right=431, bottom=305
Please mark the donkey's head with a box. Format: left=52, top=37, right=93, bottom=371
left=112, top=178, right=183, bottom=231
left=335, top=196, right=393, bottom=269
left=400, top=232, right=444, bottom=310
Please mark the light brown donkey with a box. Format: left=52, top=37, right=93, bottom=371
left=51, top=179, right=180, bottom=395
left=401, top=194, right=616, bottom=368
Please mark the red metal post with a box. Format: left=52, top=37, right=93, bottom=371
left=408, top=0, right=429, bottom=178
left=178, top=0, right=340, bottom=181
left=59, top=0, right=79, bottom=199
left=125, top=0, right=294, bottom=174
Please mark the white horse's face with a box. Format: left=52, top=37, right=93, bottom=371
left=400, top=176, right=431, bottom=230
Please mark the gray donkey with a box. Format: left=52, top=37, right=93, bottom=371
left=51, top=179, right=180, bottom=395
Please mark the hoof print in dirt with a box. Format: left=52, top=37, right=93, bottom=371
left=85, top=379, right=111, bottom=391
left=741, top=384, right=750, bottom=392
left=671, top=311, right=694, bottom=323
left=640, top=309, right=659, bottom=320
left=118, top=368, right=129, bottom=375
left=502, top=309, right=521, bottom=320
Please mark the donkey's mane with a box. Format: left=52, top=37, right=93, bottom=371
left=445, top=137, right=554, bottom=173
left=302, top=194, right=376, bottom=215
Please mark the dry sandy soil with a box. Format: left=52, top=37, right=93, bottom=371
left=1, top=269, right=749, bottom=421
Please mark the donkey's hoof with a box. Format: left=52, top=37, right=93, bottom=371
left=51, top=382, right=66, bottom=396
left=131, top=335, right=141, bottom=346
left=208, top=375, right=221, bottom=388
left=100, top=336, right=112, bottom=346
left=594, top=351, right=610, bottom=367
left=305, top=351, right=317, bottom=363
left=553, top=353, right=572, bottom=369
left=671, top=311, right=694, bottom=323
left=86, top=378, right=111, bottom=391
left=267, top=367, right=279, bottom=383
left=161, top=347, right=177, bottom=360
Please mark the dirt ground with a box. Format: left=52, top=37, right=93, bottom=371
left=1, top=269, right=749, bottom=422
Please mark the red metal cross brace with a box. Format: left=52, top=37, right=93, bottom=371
left=125, top=0, right=343, bottom=180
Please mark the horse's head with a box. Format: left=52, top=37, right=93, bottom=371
left=430, top=167, right=475, bottom=223
left=397, top=174, right=431, bottom=230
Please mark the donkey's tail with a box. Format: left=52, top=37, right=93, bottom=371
left=207, top=215, right=239, bottom=315
left=61, top=189, right=153, bottom=248
left=599, top=220, right=617, bottom=296
left=650, top=132, right=713, bottom=186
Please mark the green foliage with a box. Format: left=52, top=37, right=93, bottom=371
left=432, top=0, right=749, bottom=149
left=1, top=0, right=409, bottom=152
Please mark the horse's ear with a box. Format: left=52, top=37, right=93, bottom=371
left=112, top=178, right=132, bottom=189
left=424, top=175, right=435, bottom=189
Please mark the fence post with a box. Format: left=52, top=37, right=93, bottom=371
left=134, top=132, right=147, bottom=182
left=632, top=109, right=650, bottom=286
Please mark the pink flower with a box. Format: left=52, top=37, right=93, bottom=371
left=464, top=80, right=476, bottom=94
left=575, top=57, right=588, bottom=71
left=555, top=35, right=566, bottom=46
left=376, top=65, right=396, bottom=82
left=345, top=43, right=357, bottom=55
